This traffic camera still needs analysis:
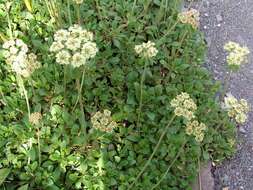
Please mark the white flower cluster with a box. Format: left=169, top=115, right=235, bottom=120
left=224, top=41, right=250, bottom=67
left=170, top=92, right=197, bottom=120
left=223, top=93, right=250, bottom=124
left=91, top=109, right=118, bottom=133
left=134, top=41, right=158, bottom=58
left=50, top=25, right=98, bottom=67
left=2, top=39, right=41, bottom=77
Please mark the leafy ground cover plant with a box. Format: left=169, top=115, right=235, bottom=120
left=0, top=0, right=236, bottom=189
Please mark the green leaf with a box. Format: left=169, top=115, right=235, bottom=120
left=17, top=184, right=29, bottom=190
left=0, top=168, right=11, bottom=185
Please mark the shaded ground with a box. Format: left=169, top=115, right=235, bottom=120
left=185, top=0, right=253, bottom=189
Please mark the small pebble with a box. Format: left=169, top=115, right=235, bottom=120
left=239, top=127, right=247, bottom=134
left=216, top=14, right=223, bottom=22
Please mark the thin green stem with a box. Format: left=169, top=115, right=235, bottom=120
left=151, top=140, right=187, bottom=189
left=28, top=79, right=36, bottom=98
left=18, top=75, right=31, bottom=117
left=37, top=126, right=41, bottom=166
left=72, top=68, right=85, bottom=112
left=157, top=0, right=194, bottom=46
left=198, top=156, right=202, bottom=190
left=136, top=59, right=148, bottom=127
left=64, top=65, right=67, bottom=103
left=221, top=71, right=231, bottom=101
left=157, top=20, right=179, bottom=46
left=27, top=139, right=32, bottom=165
left=44, top=0, right=61, bottom=27
left=77, top=4, right=81, bottom=24
left=6, top=8, right=13, bottom=39
left=132, top=0, right=137, bottom=14
left=0, top=89, right=7, bottom=106
left=44, top=0, right=54, bottom=19
left=67, top=0, right=72, bottom=25
left=128, top=115, right=176, bottom=190
left=23, top=85, right=31, bottom=118
left=76, top=78, right=86, bottom=135
left=95, top=0, right=102, bottom=20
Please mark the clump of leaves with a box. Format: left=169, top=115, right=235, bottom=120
left=0, top=0, right=235, bottom=189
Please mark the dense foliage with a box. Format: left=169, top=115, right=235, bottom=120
left=0, top=0, right=236, bottom=189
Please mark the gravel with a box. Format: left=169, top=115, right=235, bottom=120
left=183, top=0, right=253, bottom=189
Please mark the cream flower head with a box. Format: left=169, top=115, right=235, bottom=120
left=170, top=92, right=197, bottom=120
left=223, top=93, right=250, bottom=124
left=29, top=112, right=42, bottom=125
left=50, top=25, right=98, bottom=67
left=134, top=41, right=158, bottom=58
left=185, top=120, right=207, bottom=142
left=178, top=9, right=200, bottom=29
left=91, top=109, right=117, bottom=133
left=224, top=41, right=250, bottom=68
left=2, top=39, right=40, bottom=77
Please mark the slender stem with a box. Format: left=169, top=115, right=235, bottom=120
left=0, top=89, right=7, bottom=106
left=76, top=78, right=86, bottom=135
left=67, top=0, right=72, bottom=25
left=136, top=59, right=148, bottom=127
left=77, top=4, right=81, bottom=24
left=157, top=20, right=179, bottom=46
left=151, top=140, right=187, bottom=189
left=95, top=0, right=102, bottom=20
left=174, top=30, right=188, bottom=57
left=44, top=0, right=53, bottom=18
left=27, top=139, right=32, bottom=165
left=18, top=75, right=31, bottom=117
left=128, top=115, right=176, bottom=190
left=37, top=126, right=41, bottom=166
left=28, top=79, right=36, bottom=98
left=23, top=85, right=31, bottom=118
left=64, top=65, right=67, bottom=103
left=6, top=8, right=13, bottom=39
left=72, top=68, right=85, bottom=112
left=157, top=0, right=193, bottom=46
left=132, top=0, right=137, bottom=14
left=221, top=71, right=231, bottom=101
left=198, top=157, right=202, bottom=190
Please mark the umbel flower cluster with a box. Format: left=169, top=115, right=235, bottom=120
left=29, top=112, right=42, bottom=126
left=185, top=120, right=207, bottom=142
left=134, top=41, right=158, bottom=58
left=224, top=41, right=250, bottom=67
left=178, top=8, right=200, bottom=29
left=171, top=92, right=207, bottom=142
left=170, top=92, right=197, bottom=120
left=91, top=109, right=118, bottom=133
left=50, top=25, right=98, bottom=67
left=2, top=39, right=41, bottom=77
left=223, top=94, right=250, bottom=124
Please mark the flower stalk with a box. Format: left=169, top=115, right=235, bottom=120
left=128, top=115, right=176, bottom=189
left=151, top=140, right=187, bottom=189
left=136, top=59, right=148, bottom=127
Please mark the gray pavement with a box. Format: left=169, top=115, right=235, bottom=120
left=185, top=0, right=253, bottom=189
